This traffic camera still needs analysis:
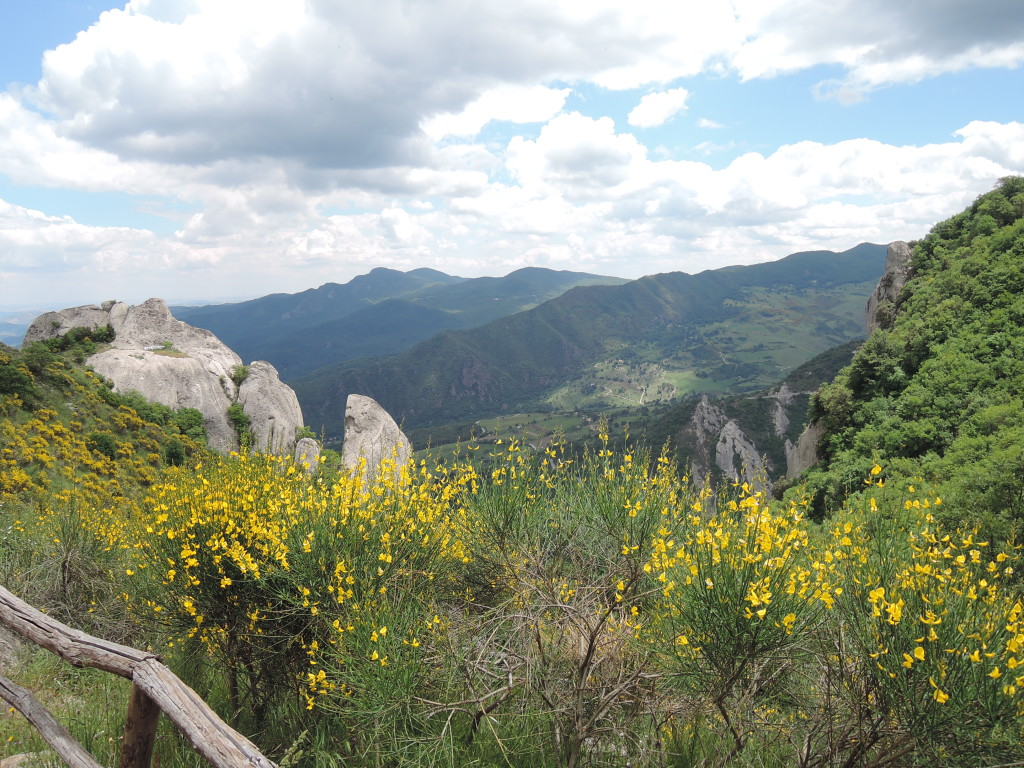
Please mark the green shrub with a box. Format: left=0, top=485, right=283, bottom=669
left=230, top=364, right=250, bottom=387
left=226, top=402, right=252, bottom=447
left=86, top=431, right=118, bottom=460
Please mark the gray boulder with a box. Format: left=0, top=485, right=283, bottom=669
left=238, top=361, right=303, bottom=454
left=341, top=394, right=412, bottom=481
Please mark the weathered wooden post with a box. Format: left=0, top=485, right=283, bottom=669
left=119, top=682, right=161, bottom=768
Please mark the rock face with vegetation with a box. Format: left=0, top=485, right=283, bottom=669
left=23, top=298, right=304, bottom=454
left=635, top=341, right=861, bottom=490
left=236, top=360, right=304, bottom=455
left=865, top=240, right=913, bottom=334
left=684, top=395, right=764, bottom=486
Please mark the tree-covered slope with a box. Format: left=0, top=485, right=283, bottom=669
left=799, top=177, right=1024, bottom=532
left=295, top=244, right=886, bottom=440
left=172, top=266, right=626, bottom=378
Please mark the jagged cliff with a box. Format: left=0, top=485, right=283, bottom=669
left=640, top=340, right=862, bottom=491
left=681, top=387, right=807, bottom=491
left=865, top=241, right=913, bottom=335
left=24, top=299, right=304, bottom=454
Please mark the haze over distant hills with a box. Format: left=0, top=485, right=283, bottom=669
left=172, top=267, right=627, bottom=378
left=290, top=243, right=887, bottom=440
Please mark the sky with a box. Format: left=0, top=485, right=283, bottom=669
left=1, top=0, right=1023, bottom=311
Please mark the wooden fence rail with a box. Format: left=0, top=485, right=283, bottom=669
left=0, top=583, right=278, bottom=768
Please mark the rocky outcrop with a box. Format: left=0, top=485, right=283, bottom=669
left=238, top=361, right=303, bottom=454
left=715, top=421, right=763, bottom=486
left=866, top=241, right=912, bottom=334
left=341, top=394, right=411, bottom=481
left=22, top=301, right=116, bottom=345
left=685, top=395, right=767, bottom=488
left=24, top=298, right=304, bottom=455
left=786, top=419, right=826, bottom=480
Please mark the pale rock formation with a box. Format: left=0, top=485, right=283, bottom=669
left=238, top=361, right=303, bottom=454
left=786, top=419, right=826, bottom=480
left=341, top=394, right=412, bottom=481
left=22, top=302, right=114, bottom=345
left=24, top=298, right=304, bottom=455
left=866, top=241, right=913, bottom=334
left=715, top=421, right=763, bottom=487
left=685, top=395, right=767, bottom=488
left=294, top=437, right=321, bottom=475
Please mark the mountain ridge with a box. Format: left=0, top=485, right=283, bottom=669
left=172, top=266, right=627, bottom=378
left=294, top=243, right=887, bottom=440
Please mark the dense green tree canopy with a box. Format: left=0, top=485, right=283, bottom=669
left=800, top=177, right=1024, bottom=536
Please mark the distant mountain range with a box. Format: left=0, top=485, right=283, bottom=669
left=290, top=243, right=888, bottom=441
left=172, top=267, right=627, bottom=378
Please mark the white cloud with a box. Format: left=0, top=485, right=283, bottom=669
left=3, top=0, right=1024, bottom=308
left=627, top=88, right=690, bottom=128
left=422, top=85, right=571, bottom=140
left=732, top=0, right=1024, bottom=98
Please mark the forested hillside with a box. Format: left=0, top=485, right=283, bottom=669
left=798, top=177, right=1024, bottom=533
left=173, top=266, right=626, bottom=378
left=296, top=243, right=885, bottom=440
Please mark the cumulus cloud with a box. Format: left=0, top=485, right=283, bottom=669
left=422, top=85, right=571, bottom=140
left=733, top=0, right=1024, bottom=97
left=3, top=0, right=1024, bottom=308
left=15, top=0, right=1024, bottom=177
left=627, top=88, right=690, bottom=128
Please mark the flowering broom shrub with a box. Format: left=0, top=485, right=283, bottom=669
left=116, top=449, right=477, bottom=729
left=829, top=476, right=1024, bottom=765
left=56, top=443, right=1024, bottom=767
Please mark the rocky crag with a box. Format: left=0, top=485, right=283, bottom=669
left=786, top=240, right=912, bottom=480
left=865, top=241, right=912, bottom=335
left=682, top=386, right=809, bottom=491
left=24, top=299, right=304, bottom=454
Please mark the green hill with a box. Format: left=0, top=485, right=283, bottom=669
left=796, top=177, right=1024, bottom=533
left=294, top=244, right=886, bottom=441
left=172, top=266, right=626, bottom=378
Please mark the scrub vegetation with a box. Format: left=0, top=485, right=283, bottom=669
left=2, top=180, right=1024, bottom=767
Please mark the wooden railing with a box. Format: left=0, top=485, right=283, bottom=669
left=0, top=584, right=278, bottom=768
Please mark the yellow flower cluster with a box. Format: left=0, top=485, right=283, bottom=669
left=110, top=449, right=477, bottom=710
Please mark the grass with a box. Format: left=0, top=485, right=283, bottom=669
left=0, top=647, right=132, bottom=765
